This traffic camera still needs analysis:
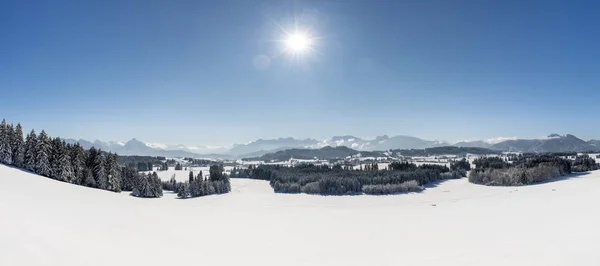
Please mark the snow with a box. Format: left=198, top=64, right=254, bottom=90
left=145, top=142, right=169, bottom=149
left=2, top=163, right=600, bottom=266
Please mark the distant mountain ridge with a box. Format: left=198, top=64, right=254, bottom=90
left=64, top=133, right=600, bottom=159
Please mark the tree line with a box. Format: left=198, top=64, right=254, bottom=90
left=469, top=153, right=599, bottom=186
left=161, top=165, right=231, bottom=198
left=230, top=160, right=468, bottom=196
left=0, top=119, right=164, bottom=197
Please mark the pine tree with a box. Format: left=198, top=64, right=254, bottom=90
left=189, top=170, right=194, bottom=183
left=50, top=137, right=63, bottom=180
left=23, top=129, right=37, bottom=171
left=105, top=152, right=121, bottom=192
left=35, top=130, right=51, bottom=177
left=93, top=152, right=108, bottom=190
left=69, top=143, right=85, bottom=184
left=0, top=119, right=12, bottom=164
left=11, top=123, right=24, bottom=167
left=55, top=141, right=74, bottom=182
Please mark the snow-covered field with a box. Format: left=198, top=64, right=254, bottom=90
left=2, top=164, right=600, bottom=266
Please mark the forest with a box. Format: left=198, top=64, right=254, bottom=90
left=469, top=154, right=599, bottom=186
left=230, top=159, right=470, bottom=195
left=0, top=119, right=233, bottom=199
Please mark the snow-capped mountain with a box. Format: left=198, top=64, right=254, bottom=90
left=64, top=133, right=600, bottom=159
left=489, top=134, right=596, bottom=153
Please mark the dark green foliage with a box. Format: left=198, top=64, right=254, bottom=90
left=35, top=130, right=51, bottom=177
left=11, top=123, right=24, bottom=167
left=450, top=158, right=471, bottom=171
left=1, top=119, right=126, bottom=194
left=120, top=165, right=137, bottom=191
left=469, top=154, right=573, bottom=186
left=473, top=157, right=510, bottom=169
left=131, top=172, right=163, bottom=198
left=245, top=164, right=455, bottom=195
left=389, top=162, right=418, bottom=171
left=162, top=175, right=178, bottom=191
left=176, top=164, right=231, bottom=199
left=572, top=155, right=599, bottom=172
left=174, top=163, right=182, bottom=170
left=209, top=164, right=225, bottom=181
left=23, top=129, right=37, bottom=172
left=362, top=181, right=423, bottom=195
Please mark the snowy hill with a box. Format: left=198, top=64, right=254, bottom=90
left=3, top=163, right=600, bottom=265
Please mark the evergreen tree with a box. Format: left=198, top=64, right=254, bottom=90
left=23, top=129, right=37, bottom=171
left=35, top=130, right=51, bottom=177
left=189, top=170, right=194, bottom=183
left=11, top=123, right=24, bottom=167
left=69, top=143, right=86, bottom=184
left=50, top=137, right=63, bottom=180
left=209, top=165, right=224, bottom=181
left=105, top=152, right=121, bottom=192
left=55, top=141, right=74, bottom=182
left=0, top=119, right=12, bottom=164
left=94, top=152, right=108, bottom=189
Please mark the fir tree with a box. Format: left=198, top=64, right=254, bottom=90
left=23, top=129, right=37, bottom=171
left=55, top=141, right=74, bottom=182
left=94, top=152, right=108, bottom=190
left=35, top=130, right=51, bottom=177
left=0, top=119, right=12, bottom=164
left=189, top=170, right=194, bottom=183
left=11, top=123, right=24, bottom=167
left=50, top=137, right=63, bottom=180
left=69, top=143, right=86, bottom=184
left=105, top=152, right=121, bottom=192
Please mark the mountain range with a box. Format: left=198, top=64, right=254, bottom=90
left=64, top=134, right=600, bottom=159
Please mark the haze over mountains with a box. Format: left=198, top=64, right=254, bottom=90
left=64, top=133, right=600, bottom=158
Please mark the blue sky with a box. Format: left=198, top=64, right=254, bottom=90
left=1, top=0, right=599, bottom=146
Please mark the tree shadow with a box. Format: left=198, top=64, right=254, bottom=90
left=527, top=171, right=592, bottom=186
left=423, top=177, right=463, bottom=189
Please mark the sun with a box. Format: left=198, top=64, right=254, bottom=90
left=285, top=33, right=311, bottom=52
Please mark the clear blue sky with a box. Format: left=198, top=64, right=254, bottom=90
left=1, top=0, right=599, bottom=146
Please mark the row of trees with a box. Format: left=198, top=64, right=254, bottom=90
left=0, top=119, right=164, bottom=197
left=469, top=154, right=586, bottom=186
left=0, top=119, right=122, bottom=191
left=161, top=165, right=231, bottom=199
left=231, top=162, right=467, bottom=196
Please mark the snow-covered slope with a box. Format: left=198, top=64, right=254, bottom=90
left=2, top=163, right=600, bottom=265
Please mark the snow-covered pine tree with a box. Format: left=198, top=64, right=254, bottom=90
left=132, top=173, right=149, bottom=197
left=105, top=152, right=121, bottom=192
left=51, top=139, right=74, bottom=182
left=50, top=137, right=63, bottom=180
left=11, top=123, right=25, bottom=167
left=23, top=129, right=37, bottom=171
left=57, top=148, right=74, bottom=183
left=69, top=143, right=85, bottom=184
left=0, top=119, right=12, bottom=164
left=35, top=130, right=51, bottom=177
left=83, top=168, right=97, bottom=188
left=93, top=152, right=108, bottom=190
left=151, top=172, right=163, bottom=197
